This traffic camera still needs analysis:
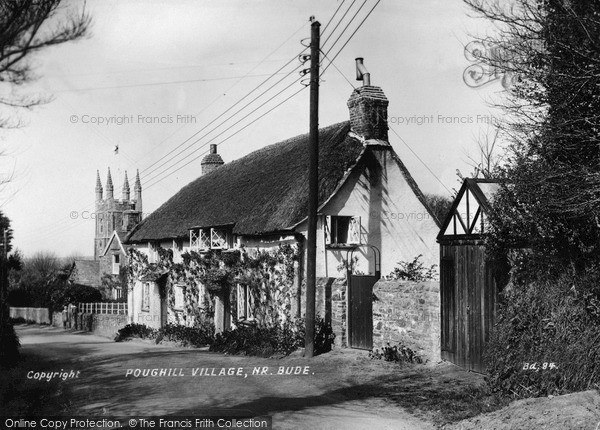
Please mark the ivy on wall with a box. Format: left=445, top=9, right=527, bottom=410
left=127, top=243, right=301, bottom=328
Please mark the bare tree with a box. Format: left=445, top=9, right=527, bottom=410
left=0, top=0, right=91, bottom=128
left=465, top=0, right=600, bottom=270
left=463, top=125, right=503, bottom=179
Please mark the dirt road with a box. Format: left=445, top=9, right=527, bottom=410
left=3, top=325, right=436, bottom=430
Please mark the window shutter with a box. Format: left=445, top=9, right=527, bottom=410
left=348, top=216, right=361, bottom=244
left=324, top=216, right=332, bottom=245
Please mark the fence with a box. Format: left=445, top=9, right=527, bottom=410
left=79, top=302, right=128, bottom=315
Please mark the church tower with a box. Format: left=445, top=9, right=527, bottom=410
left=94, top=168, right=143, bottom=259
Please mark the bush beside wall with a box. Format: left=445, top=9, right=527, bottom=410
left=485, top=272, right=600, bottom=398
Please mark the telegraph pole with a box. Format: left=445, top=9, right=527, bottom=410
left=305, top=19, right=320, bottom=358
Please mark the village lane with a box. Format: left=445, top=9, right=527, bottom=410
left=4, top=325, right=436, bottom=430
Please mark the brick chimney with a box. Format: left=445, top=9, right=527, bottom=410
left=347, top=58, right=389, bottom=141
left=201, top=144, right=224, bottom=175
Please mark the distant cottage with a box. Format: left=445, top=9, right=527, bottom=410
left=123, top=76, right=440, bottom=350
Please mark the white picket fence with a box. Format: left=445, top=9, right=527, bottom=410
left=78, top=302, right=128, bottom=315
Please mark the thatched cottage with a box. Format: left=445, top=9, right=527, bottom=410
left=124, top=81, right=440, bottom=348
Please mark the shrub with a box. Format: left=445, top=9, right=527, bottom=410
left=485, top=269, right=600, bottom=398
left=210, top=317, right=334, bottom=357
left=210, top=324, right=298, bottom=357
left=156, top=322, right=214, bottom=347
left=0, top=317, right=20, bottom=368
left=114, top=324, right=157, bottom=342
left=388, top=254, right=437, bottom=281
left=369, top=342, right=423, bottom=364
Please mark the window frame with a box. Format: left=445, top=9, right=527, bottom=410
left=142, top=282, right=150, bottom=312
left=173, top=285, right=185, bottom=311
left=324, top=215, right=361, bottom=247
left=236, top=284, right=254, bottom=322
left=112, top=254, right=121, bottom=275
left=189, top=227, right=230, bottom=251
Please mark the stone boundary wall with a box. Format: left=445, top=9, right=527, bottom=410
left=372, top=280, right=440, bottom=363
left=50, top=310, right=128, bottom=339
left=300, top=277, right=347, bottom=347
left=9, top=307, right=51, bottom=324
left=331, top=279, right=347, bottom=348
left=52, top=312, right=63, bottom=327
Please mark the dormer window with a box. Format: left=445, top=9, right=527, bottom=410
left=325, top=215, right=361, bottom=247
left=190, top=227, right=230, bottom=250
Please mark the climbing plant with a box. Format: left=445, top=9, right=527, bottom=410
left=127, top=243, right=301, bottom=329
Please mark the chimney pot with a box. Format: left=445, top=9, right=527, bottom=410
left=201, top=145, right=224, bottom=175
left=355, top=57, right=371, bottom=87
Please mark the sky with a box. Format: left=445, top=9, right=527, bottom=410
left=0, top=0, right=505, bottom=258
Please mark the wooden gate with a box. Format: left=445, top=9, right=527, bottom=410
left=348, top=275, right=377, bottom=349
left=440, top=244, right=504, bottom=373
left=346, top=246, right=381, bottom=350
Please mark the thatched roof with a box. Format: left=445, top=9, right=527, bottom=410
left=127, top=122, right=365, bottom=242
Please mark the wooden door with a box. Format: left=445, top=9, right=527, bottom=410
left=348, top=274, right=376, bottom=350
left=441, top=244, right=498, bottom=373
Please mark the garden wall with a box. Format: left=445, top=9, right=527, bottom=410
left=51, top=311, right=127, bottom=339
left=9, top=307, right=51, bottom=325
left=372, top=280, right=440, bottom=363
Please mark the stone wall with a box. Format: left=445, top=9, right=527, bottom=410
left=372, top=280, right=440, bottom=363
left=331, top=279, right=347, bottom=348
left=51, top=310, right=127, bottom=340
left=90, top=314, right=128, bottom=338
left=9, top=307, right=51, bottom=324
left=299, top=277, right=330, bottom=321
left=52, top=312, right=63, bottom=327
left=299, top=277, right=347, bottom=347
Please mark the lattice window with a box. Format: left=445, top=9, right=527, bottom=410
left=211, top=228, right=227, bottom=249
left=200, top=229, right=211, bottom=249
left=190, top=229, right=211, bottom=250
left=190, top=229, right=199, bottom=248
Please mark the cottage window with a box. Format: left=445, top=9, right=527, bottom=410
left=190, top=227, right=229, bottom=250
left=147, top=242, right=159, bottom=263
left=112, top=254, right=120, bottom=275
left=198, top=282, right=206, bottom=308
left=174, top=285, right=184, bottom=311
left=237, top=284, right=253, bottom=321
left=142, top=282, right=150, bottom=311
left=211, top=228, right=227, bottom=249
left=325, top=216, right=361, bottom=246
